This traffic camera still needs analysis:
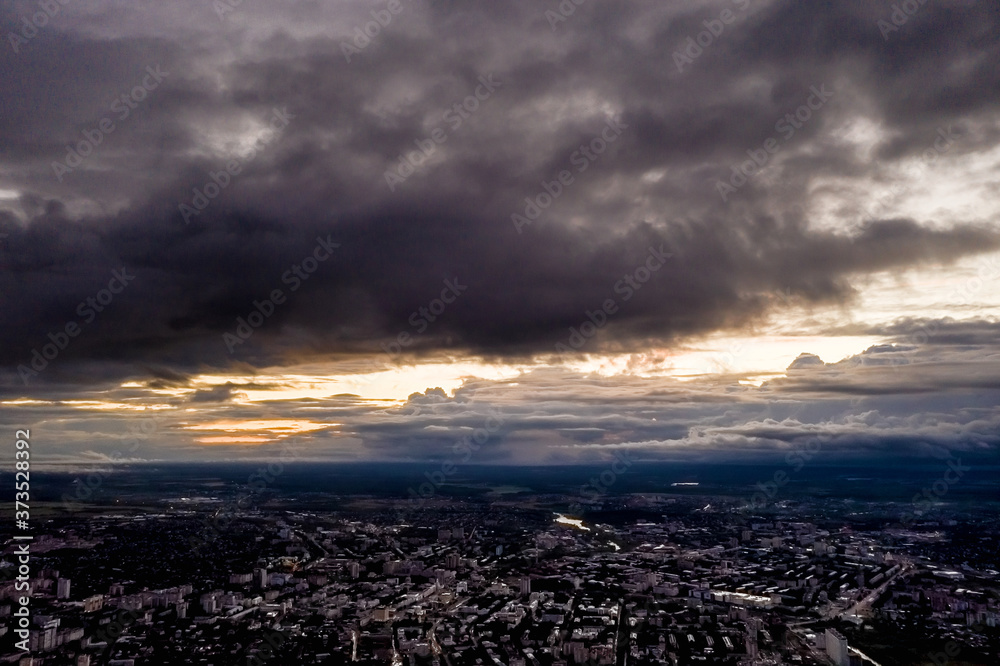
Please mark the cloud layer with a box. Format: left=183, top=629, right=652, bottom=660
left=1, top=0, right=998, bottom=464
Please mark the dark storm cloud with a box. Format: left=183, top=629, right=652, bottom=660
left=189, top=382, right=246, bottom=403
left=2, top=0, right=999, bottom=392
left=873, top=317, right=1000, bottom=347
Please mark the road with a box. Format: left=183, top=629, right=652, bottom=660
left=838, top=563, right=913, bottom=620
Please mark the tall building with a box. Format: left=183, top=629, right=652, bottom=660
left=254, top=568, right=268, bottom=589
left=826, top=628, right=849, bottom=666
left=520, top=576, right=531, bottom=597
left=29, top=624, right=57, bottom=652
left=201, top=596, right=217, bottom=615
left=56, top=578, right=71, bottom=600
left=745, top=636, right=758, bottom=659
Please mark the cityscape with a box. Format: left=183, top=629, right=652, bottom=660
left=1, top=464, right=998, bottom=665
left=2, top=0, right=1000, bottom=664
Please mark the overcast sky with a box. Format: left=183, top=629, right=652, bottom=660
left=2, top=0, right=999, bottom=466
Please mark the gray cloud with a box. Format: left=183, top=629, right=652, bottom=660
left=3, top=1, right=999, bottom=383
left=1, top=0, right=999, bottom=464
